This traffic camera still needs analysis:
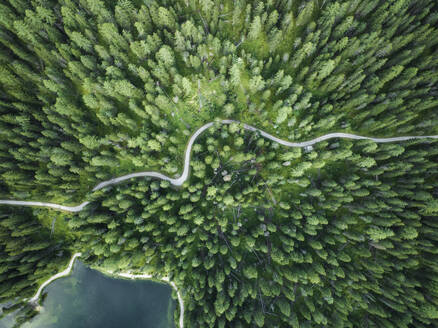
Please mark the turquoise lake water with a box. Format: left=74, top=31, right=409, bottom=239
left=0, top=261, right=175, bottom=328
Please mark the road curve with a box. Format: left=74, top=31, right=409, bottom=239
left=29, top=252, right=82, bottom=304
left=1, top=119, right=437, bottom=212
left=91, top=121, right=216, bottom=190
left=3, top=120, right=438, bottom=327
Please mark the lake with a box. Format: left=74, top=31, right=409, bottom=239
left=0, top=261, right=175, bottom=328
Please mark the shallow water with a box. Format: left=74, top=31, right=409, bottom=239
left=0, top=261, right=175, bottom=328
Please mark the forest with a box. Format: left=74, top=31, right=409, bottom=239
left=0, top=0, right=438, bottom=327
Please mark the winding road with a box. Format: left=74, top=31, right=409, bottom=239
left=2, top=120, right=438, bottom=328
left=1, top=119, right=437, bottom=212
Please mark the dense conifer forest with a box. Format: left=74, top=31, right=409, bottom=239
left=0, top=0, right=438, bottom=327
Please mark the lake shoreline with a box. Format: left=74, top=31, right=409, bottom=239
left=92, top=266, right=184, bottom=328
left=27, top=253, right=184, bottom=328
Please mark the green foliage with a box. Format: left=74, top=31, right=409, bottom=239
left=1, top=0, right=438, bottom=327
left=0, top=205, right=70, bottom=325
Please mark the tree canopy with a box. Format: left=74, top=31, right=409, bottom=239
left=0, top=0, right=438, bottom=327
